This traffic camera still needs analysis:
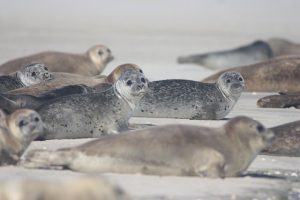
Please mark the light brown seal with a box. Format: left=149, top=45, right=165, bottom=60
left=0, top=109, right=45, bottom=165
left=0, top=45, right=113, bottom=76
left=267, top=38, right=300, bottom=57
left=22, top=116, right=274, bottom=178
left=202, top=56, right=300, bottom=92
left=0, top=177, right=131, bottom=200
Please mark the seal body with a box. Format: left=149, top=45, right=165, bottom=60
left=36, top=69, right=148, bottom=139
left=202, top=56, right=300, bottom=92
left=257, top=93, right=300, bottom=108
left=0, top=109, right=46, bottom=165
left=267, top=38, right=300, bottom=57
left=22, top=116, right=274, bottom=178
left=0, top=45, right=113, bottom=76
left=134, top=71, right=244, bottom=120
left=177, top=41, right=273, bottom=69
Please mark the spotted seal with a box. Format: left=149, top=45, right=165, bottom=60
left=177, top=40, right=273, bottom=69
left=0, top=63, right=53, bottom=93
left=22, top=116, right=274, bottom=178
left=0, top=45, right=113, bottom=76
left=202, top=56, right=300, bottom=92
left=34, top=67, right=148, bottom=139
left=0, top=109, right=45, bottom=165
left=133, top=71, right=244, bottom=120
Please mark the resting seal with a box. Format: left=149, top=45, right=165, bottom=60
left=257, top=92, right=300, bottom=108
left=133, top=71, right=244, bottom=120
left=22, top=116, right=274, bottom=178
left=202, top=56, right=300, bottom=92
left=0, top=109, right=45, bottom=165
left=177, top=40, right=273, bottom=69
left=0, top=63, right=53, bottom=93
left=0, top=45, right=113, bottom=76
left=35, top=67, right=148, bottom=139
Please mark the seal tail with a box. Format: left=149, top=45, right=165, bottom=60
left=21, top=149, right=74, bottom=170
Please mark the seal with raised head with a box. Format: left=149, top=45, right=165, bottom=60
left=0, top=109, right=45, bottom=165
left=22, top=116, right=274, bottom=178
left=202, top=56, right=300, bottom=92
left=5, top=63, right=143, bottom=97
left=0, top=177, right=131, bottom=200
left=0, top=63, right=53, bottom=93
left=177, top=40, right=273, bottom=69
left=0, top=45, right=114, bottom=76
left=257, top=92, right=300, bottom=108
left=133, top=71, right=244, bottom=120
left=35, top=67, right=148, bottom=139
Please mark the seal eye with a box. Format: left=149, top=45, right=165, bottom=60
left=31, top=72, right=36, bottom=77
left=34, top=117, right=40, bottom=122
left=141, top=78, right=146, bottom=83
left=98, top=51, right=103, bottom=56
left=139, top=69, right=143, bottom=73
left=18, top=120, right=28, bottom=127
left=256, top=124, right=265, bottom=133
left=226, top=79, right=231, bottom=83
left=126, top=80, right=132, bottom=86
left=238, top=77, right=243, bottom=81
left=44, top=67, right=48, bottom=71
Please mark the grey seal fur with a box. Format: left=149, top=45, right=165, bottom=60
left=22, top=116, right=274, bottom=178
left=0, top=45, right=114, bottom=76
left=0, top=63, right=53, bottom=93
left=36, top=69, right=148, bottom=139
left=133, top=71, right=245, bottom=120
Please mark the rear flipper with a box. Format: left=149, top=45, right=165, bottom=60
left=21, top=149, right=74, bottom=170
left=0, top=94, right=20, bottom=113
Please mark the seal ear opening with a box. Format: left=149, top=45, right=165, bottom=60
left=0, top=94, right=19, bottom=114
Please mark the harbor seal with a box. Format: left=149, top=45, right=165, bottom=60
left=262, top=120, right=300, bottom=157
left=0, top=177, right=131, bottom=200
left=177, top=40, right=273, bottom=69
left=0, top=63, right=53, bottom=93
left=133, top=71, right=244, bottom=120
left=267, top=38, right=300, bottom=57
left=0, top=109, right=45, bottom=165
left=202, top=56, right=300, bottom=92
left=257, top=93, right=300, bottom=108
left=22, top=116, right=274, bottom=178
left=35, top=67, right=148, bottom=139
left=0, top=45, right=114, bottom=76
left=5, top=63, right=142, bottom=96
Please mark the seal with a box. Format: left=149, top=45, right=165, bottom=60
left=261, top=120, right=300, bottom=157
left=22, top=116, right=274, bottom=178
left=0, top=45, right=114, bottom=76
left=177, top=40, right=273, bottom=69
left=0, top=109, right=45, bottom=165
left=5, top=63, right=143, bottom=96
left=0, top=63, right=53, bottom=93
left=133, top=71, right=244, bottom=120
left=257, top=93, right=300, bottom=108
left=35, top=67, right=148, bottom=139
left=0, top=177, right=131, bottom=200
left=202, top=56, right=300, bottom=92
left=267, top=38, right=300, bottom=57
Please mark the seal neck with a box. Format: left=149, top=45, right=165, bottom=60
left=14, top=72, right=26, bottom=87
left=113, top=84, right=135, bottom=110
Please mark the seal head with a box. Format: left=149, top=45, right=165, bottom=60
left=217, top=71, right=245, bottom=100
left=16, top=63, right=53, bottom=86
left=87, top=45, right=114, bottom=72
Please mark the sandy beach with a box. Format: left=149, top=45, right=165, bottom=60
left=1, top=0, right=300, bottom=199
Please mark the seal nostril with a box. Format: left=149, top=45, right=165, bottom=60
left=141, top=78, right=146, bottom=83
left=239, top=77, right=243, bottom=81
left=126, top=80, right=132, bottom=86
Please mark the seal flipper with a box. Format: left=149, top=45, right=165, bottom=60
left=0, top=94, right=20, bottom=113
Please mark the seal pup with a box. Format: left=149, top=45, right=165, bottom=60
left=133, top=71, right=244, bottom=120
left=0, top=109, right=45, bottom=165
left=202, top=56, right=300, bottom=92
left=6, top=63, right=143, bottom=96
left=0, top=63, right=53, bottom=93
left=0, top=177, right=131, bottom=200
left=0, top=45, right=114, bottom=76
left=177, top=40, right=273, bottom=69
left=257, top=93, right=300, bottom=108
left=22, top=116, right=274, bottom=178
left=260, top=120, right=300, bottom=157
left=35, top=67, right=148, bottom=139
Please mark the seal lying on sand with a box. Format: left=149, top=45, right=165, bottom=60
left=0, top=63, right=53, bottom=93
left=202, top=56, right=300, bottom=92
left=0, top=45, right=113, bottom=76
left=22, top=116, right=274, bottom=178
left=177, top=40, right=273, bottom=69
left=133, top=71, right=244, bottom=120
left=5, top=63, right=142, bottom=96
left=262, top=120, right=300, bottom=157
left=35, top=67, right=148, bottom=139
left=267, top=38, right=300, bottom=57
left=0, top=109, right=45, bottom=165
left=257, top=92, right=300, bottom=108
left=0, top=177, right=131, bottom=200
